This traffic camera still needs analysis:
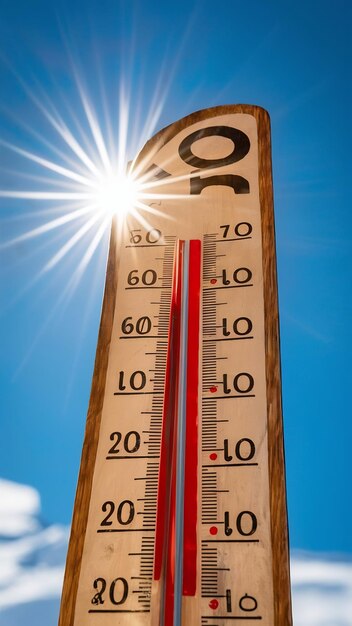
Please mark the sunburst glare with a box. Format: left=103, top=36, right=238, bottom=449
left=0, top=8, right=204, bottom=381
left=93, top=170, right=142, bottom=218
left=0, top=62, right=177, bottom=303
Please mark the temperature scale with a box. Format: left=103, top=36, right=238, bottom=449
left=59, top=105, right=292, bottom=625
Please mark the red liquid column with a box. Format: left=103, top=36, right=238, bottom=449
left=152, top=240, right=201, bottom=626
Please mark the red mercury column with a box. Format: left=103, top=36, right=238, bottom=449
left=152, top=239, right=201, bottom=626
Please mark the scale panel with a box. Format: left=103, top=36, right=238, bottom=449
left=59, top=105, right=292, bottom=626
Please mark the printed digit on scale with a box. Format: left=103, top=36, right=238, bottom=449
left=59, top=105, right=292, bottom=626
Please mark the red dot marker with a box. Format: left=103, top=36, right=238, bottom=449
left=209, top=386, right=217, bottom=393
left=209, top=526, right=218, bottom=535
left=210, top=453, right=217, bottom=460
left=210, top=278, right=217, bottom=284
left=209, top=599, right=219, bottom=610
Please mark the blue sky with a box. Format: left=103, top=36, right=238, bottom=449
left=0, top=0, right=351, bottom=557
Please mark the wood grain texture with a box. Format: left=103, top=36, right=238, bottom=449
left=256, top=107, right=293, bottom=626
left=58, top=218, right=118, bottom=626
left=58, top=105, right=292, bottom=626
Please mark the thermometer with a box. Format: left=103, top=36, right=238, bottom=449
left=59, top=105, right=292, bottom=625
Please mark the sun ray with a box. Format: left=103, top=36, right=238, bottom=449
left=12, top=222, right=107, bottom=379
left=3, top=62, right=101, bottom=177
left=126, top=207, right=163, bottom=234
left=1, top=217, right=101, bottom=317
left=140, top=192, right=192, bottom=201
left=0, top=140, right=97, bottom=188
left=43, top=212, right=102, bottom=272
left=0, top=191, right=93, bottom=200
left=91, top=46, right=115, bottom=163
left=74, top=74, right=112, bottom=173
left=37, top=100, right=101, bottom=176
left=0, top=32, right=190, bottom=367
left=0, top=202, right=84, bottom=223
left=0, top=165, right=86, bottom=189
left=117, top=81, right=130, bottom=177
left=65, top=217, right=109, bottom=293
left=0, top=105, right=93, bottom=179
left=61, top=230, right=109, bottom=412
left=55, top=22, right=114, bottom=164
left=134, top=201, right=176, bottom=220
left=129, top=66, right=167, bottom=162
left=0, top=205, right=97, bottom=249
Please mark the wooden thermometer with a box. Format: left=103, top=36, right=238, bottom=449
left=59, top=105, right=292, bottom=626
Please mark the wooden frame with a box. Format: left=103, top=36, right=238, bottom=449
left=58, top=104, right=292, bottom=626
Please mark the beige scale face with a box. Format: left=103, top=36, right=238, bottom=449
left=60, top=106, right=292, bottom=626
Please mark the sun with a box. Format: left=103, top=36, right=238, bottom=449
left=93, top=171, right=141, bottom=218
left=0, top=65, right=175, bottom=294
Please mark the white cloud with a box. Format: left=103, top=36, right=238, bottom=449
left=0, top=478, right=351, bottom=625
left=0, top=479, right=40, bottom=537
left=291, top=551, right=352, bottom=626
left=0, top=479, right=68, bottom=626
